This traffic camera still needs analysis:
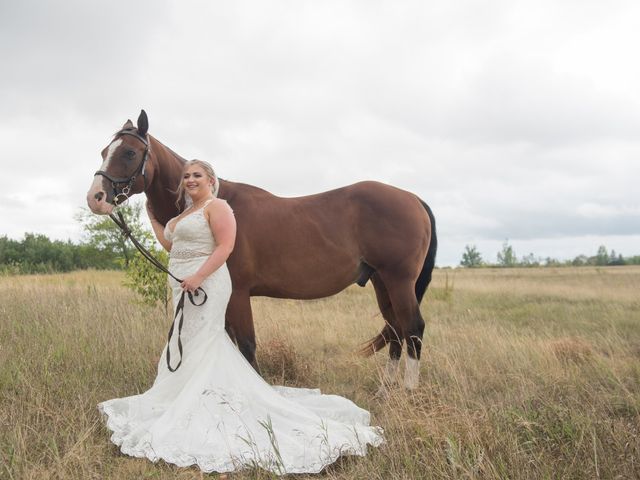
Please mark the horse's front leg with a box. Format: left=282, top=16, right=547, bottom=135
left=225, top=289, right=260, bottom=373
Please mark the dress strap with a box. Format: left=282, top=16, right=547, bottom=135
left=189, top=198, right=214, bottom=213
left=195, top=198, right=214, bottom=215
left=195, top=198, right=214, bottom=210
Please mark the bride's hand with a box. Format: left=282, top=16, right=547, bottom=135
left=181, top=274, right=204, bottom=293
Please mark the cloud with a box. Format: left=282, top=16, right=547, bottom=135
left=577, top=203, right=640, bottom=219
left=0, top=0, right=170, bottom=119
left=0, top=0, right=639, bottom=267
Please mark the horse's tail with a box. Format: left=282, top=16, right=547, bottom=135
left=359, top=199, right=437, bottom=357
left=415, top=198, right=437, bottom=304
left=358, top=324, right=397, bottom=357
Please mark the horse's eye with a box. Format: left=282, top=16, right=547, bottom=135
left=126, top=150, right=136, bottom=158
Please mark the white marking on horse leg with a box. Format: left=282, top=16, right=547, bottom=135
left=375, top=357, right=402, bottom=399
left=382, top=358, right=400, bottom=384
left=374, top=358, right=400, bottom=399
left=404, top=357, right=420, bottom=390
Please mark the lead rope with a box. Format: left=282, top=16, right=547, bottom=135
left=109, top=210, right=207, bottom=372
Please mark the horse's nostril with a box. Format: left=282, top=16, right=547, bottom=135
left=95, top=192, right=104, bottom=201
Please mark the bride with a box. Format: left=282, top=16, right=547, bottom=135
left=98, top=159, right=384, bottom=475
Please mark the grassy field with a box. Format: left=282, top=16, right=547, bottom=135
left=1, top=267, right=639, bottom=479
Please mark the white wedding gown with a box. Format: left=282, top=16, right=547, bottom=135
left=98, top=201, right=384, bottom=474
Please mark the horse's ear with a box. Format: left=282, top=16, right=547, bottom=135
left=137, top=110, right=149, bottom=137
left=122, top=119, right=134, bottom=129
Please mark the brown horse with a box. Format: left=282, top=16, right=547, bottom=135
left=86, top=111, right=437, bottom=389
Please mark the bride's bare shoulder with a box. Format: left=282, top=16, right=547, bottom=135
left=204, top=198, right=234, bottom=218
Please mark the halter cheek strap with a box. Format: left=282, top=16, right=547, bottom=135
left=94, top=130, right=150, bottom=205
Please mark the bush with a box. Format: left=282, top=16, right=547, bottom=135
left=123, top=247, right=170, bottom=310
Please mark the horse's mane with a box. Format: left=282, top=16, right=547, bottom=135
left=151, top=136, right=187, bottom=163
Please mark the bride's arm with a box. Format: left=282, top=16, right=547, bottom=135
left=180, top=199, right=236, bottom=292
left=146, top=201, right=173, bottom=252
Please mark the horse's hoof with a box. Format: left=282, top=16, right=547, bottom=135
left=404, top=357, right=420, bottom=390
left=403, top=377, right=419, bottom=391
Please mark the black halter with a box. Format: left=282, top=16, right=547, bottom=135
left=94, top=129, right=150, bottom=205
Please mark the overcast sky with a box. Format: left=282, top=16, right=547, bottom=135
left=1, top=0, right=639, bottom=266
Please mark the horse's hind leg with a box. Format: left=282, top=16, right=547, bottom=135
left=371, top=274, right=403, bottom=386
left=225, top=289, right=260, bottom=372
left=384, top=276, right=425, bottom=390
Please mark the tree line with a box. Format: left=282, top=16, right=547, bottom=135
left=0, top=234, right=119, bottom=274
left=460, top=241, right=640, bottom=268
left=0, top=204, right=150, bottom=275
left=1, top=202, right=170, bottom=308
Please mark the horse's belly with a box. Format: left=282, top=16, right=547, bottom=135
left=251, top=256, right=359, bottom=299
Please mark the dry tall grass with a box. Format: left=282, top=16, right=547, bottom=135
left=1, top=267, right=639, bottom=479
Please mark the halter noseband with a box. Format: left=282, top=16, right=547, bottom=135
left=94, top=129, right=150, bottom=205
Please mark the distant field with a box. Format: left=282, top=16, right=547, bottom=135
left=1, top=267, right=639, bottom=479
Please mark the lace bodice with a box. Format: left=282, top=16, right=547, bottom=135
left=164, top=201, right=216, bottom=257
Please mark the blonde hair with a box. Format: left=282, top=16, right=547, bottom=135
left=175, top=159, right=219, bottom=210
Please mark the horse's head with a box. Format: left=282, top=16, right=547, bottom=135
left=86, top=110, right=152, bottom=214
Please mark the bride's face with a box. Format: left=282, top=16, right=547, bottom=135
left=183, top=164, right=213, bottom=199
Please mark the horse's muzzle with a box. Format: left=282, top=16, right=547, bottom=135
left=86, top=188, right=114, bottom=215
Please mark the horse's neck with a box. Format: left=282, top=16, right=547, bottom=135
left=144, top=139, right=276, bottom=224
left=146, top=136, right=184, bottom=225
